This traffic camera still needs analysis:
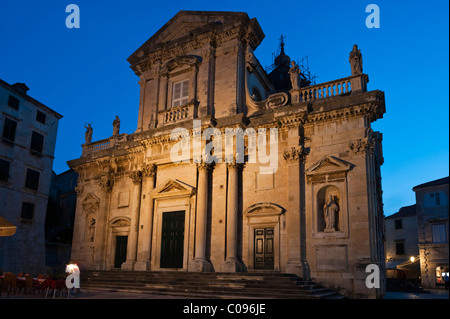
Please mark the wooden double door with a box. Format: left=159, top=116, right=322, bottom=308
left=160, top=211, right=185, bottom=268
left=254, top=227, right=274, bottom=270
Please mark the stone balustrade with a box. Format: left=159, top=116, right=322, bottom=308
left=291, top=74, right=368, bottom=103
left=158, top=101, right=198, bottom=127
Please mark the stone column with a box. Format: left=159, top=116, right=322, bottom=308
left=135, top=164, right=156, bottom=271
left=189, top=162, right=212, bottom=272
left=122, top=170, right=142, bottom=270
left=93, top=177, right=113, bottom=270
left=283, top=145, right=309, bottom=279
left=221, top=162, right=242, bottom=272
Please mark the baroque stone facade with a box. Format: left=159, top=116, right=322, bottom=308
left=68, top=11, right=386, bottom=298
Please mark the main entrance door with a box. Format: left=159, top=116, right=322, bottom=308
left=114, top=236, right=128, bottom=268
left=160, top=211, right=185, bottom=268
left=254, top=228, right=274, bottom=270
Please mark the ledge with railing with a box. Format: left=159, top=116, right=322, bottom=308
left=157, top=100, right=198, bottom=127
left=81, top=133, right=128, bottom=156
left=290, top=73, right=368, bottom=104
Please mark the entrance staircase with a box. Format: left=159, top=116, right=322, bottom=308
left=81, top=270, right=345, bottom=299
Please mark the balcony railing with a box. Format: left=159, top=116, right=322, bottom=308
left=157, top=101, right=198, bottom=127
left=291, top=74, right=368, bottom=103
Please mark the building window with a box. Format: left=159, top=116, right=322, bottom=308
left=395, top=219, right=403, bottom=230
left=432, top=224, right=447, bottom=243
left=21, top=202, right=34, bottom=221
left=36, top=111, right=46, bottom=124
left=172, top=80, right=189, bottom=107
left=25, top=168, right=40, bottom=190
left=7, top=95, right=19, bottom=110
left=30, top=131, right=44, bottom=153
left=2, top=118, right=17, bottom=142
left=395, top=242, right=405, bottom=255
left=0, top=159, right=10, bottom=182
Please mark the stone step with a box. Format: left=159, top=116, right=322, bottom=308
left=81, top=270, right=345, bottom=299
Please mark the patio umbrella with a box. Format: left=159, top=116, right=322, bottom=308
left=0, top=216, right=16, bottom=237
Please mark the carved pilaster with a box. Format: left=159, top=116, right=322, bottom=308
left=142, top=163, right=157, bottom=178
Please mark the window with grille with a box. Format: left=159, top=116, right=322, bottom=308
left=172, top=80, right=189, bottom=108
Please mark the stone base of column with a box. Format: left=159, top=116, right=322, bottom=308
left=286, top=260, right=310, bottom=279
left=188, top=259, right=213, bottom=272
left=121, top=260, right=136, bottom=271
left=220, top=259, right=242, bottom=272
left=134, top=260, right=151, bottom=271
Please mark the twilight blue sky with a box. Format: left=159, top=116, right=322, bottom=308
left=0, top=0, right=448, bottom=216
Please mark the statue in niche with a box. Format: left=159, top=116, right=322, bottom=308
left=112, top=115, right=120, bottom=136
left=88, top=217, right=96, bottom=242
left=84, top=123, right=93, bottom=144
left=289, top=61, right=301, bottom=89
left=349, top=44, right=363, bottom=75
left=323, top=195, right=339, bottom=232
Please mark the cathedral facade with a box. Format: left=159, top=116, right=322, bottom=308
left=68, top=11, right=386, bottom=298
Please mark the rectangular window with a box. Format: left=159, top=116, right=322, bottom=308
left=25, top=168, right=40, bottom=190
left=395, top=242, right=405, bottom=255
left=2, top=118, right=17, bottom=142
left=0, top=159, right=10, bottom=182
left=435, top=192, right=441, bottom=206
left=7, top=95, right=19, bottom=110
left=36, top=111, right=46, bottom=124
left=30, top=131, right=44, bottom=153
left=21, top=202, right=34, bottom=221
left=172, top=80, right=189, bottom=108
left=432, top=224, right=447, bottom=243
left=395, top=219, right=402, bottom=230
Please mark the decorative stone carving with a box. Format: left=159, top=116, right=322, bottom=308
left=130, top=170, right=143, bottom=184
left=283, top=146, right=305, bottom=162
left=348, top=138, right=373, bottom=155
left=266, top=92, right=289, bottom=110
left=349, top=44, right=363, bottom=75
left=142, top=164, right=157, bottom=177
left=99, top=178, right=114, bottom=193
left=75, top=185, right=83, bottom=196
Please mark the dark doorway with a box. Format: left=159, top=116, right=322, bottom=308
left=160, top=211, right=185, bottom=268
left=254, top=228, right=274, bottom=270
left=114, top=236, right=128, bottom=268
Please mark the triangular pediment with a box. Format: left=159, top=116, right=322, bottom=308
left=128, top=11, right=261, bottom=64
left=305, top=156, right=354, bottom=176
left=83, top=193, right=100, bottom=204
left=150, top=178, right=196, bottom=198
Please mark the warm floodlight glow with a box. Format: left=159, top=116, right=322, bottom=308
left=410, top=256, right=415, bottom=262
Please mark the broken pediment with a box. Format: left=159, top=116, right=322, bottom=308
left=305, top=156, right=354, bottom=182
left=150, top=178, right=196, bottom=198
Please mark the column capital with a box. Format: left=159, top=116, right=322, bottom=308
left=130, top=170, right=143, bottom=184
left=142, top=163, right=157, bottom=177
left=99, top=178, right=114, bottom=193
left=283, top=146, right=307, bottom=163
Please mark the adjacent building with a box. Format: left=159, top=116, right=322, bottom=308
left=385, top=205, right=420, bottom=280
left=68, top=11, right=386, bottom=298
left=413, top=177, right=449, bottom=288
left=45, top=169, right=78, bottom=273
left=0, top=79, right=63, bottom=274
